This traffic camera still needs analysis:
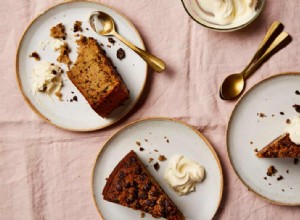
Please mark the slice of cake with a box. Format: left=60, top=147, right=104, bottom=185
left=67, top=36, right=129, bottom=117
left=102, top=150, right=185, bottom=220
left=256, top=133, right=300, bottom=158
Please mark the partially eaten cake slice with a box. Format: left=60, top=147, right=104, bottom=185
left=67, top=36, right=129, bottom=117
left=256, top=133, right=300, bottom=158
left=257, top=115, right=300, bottom=158
left=102, top=150, right=185, bottom=220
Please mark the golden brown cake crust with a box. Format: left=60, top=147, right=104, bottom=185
left=102, top=151, right=185, bottom=220
left=257, top=133, right=300, bottom=158
left=67, top=36, right=129, bottom=118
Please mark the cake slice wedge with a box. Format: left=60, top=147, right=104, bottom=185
left=102, top=150, right=185, bottom=220
left=256, top=133, right=300, bottom=158
left=67, top=36, right=129, bottom=118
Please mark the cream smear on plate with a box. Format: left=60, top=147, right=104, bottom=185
left=196, top=0, right=257, bottom=26
left=32, top=61, right=63, bottom=96
left=164, top=154, right=205, bottom=195
left=284, top=115, right=300, bottom=145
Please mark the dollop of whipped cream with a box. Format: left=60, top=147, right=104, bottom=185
left=32, top=61, right=63, bottom=95
left=164, top=155, right=205, bottom=195
left=284, top=115, right=300, bottom=145
left=197, top=0, right=257, bottom=26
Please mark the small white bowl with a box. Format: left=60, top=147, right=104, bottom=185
left=181, top=0, right=265, bottom=32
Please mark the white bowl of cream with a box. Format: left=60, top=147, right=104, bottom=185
left=181, top=0, right=265, bottom=31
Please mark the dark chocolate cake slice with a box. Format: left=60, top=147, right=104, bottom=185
left=102, top=150, right=184, bottom=220
left=257, top=133, right=300, bottom=158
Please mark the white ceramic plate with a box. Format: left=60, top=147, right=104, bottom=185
left=16, top=1, right=147, bottom=131
left=92, top=118, right=223, bottom=220
left=227, top=73, right=300, bottom=205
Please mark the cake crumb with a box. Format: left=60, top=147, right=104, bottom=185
left=139, top=147, right=144, bottom=152
left=295, top=90, right=300, bottom=95
left=267, top=165, right=277, bottom=176
left=292, top=104, right=300, bottom=113
left=286, top=119, right=291, bottom=124
left=29, top=52, right=40, bottom=61
left=117, top=48, right=126, bottom=60
left=286, top=170, right=289, bottom=174
left=50, top=23, right=66, bottom=39
left=154, top=149, right=158, bottom=152
left=272, top=114, right=275, bottom=117
left=250, top=141, right=253, bottom=145
left=57, top=43, right=72, bottom=66
left=136, top=141, right=141, bottom=146
left=144, top=139, right=148, bottom=142
left=107, top=45, right=111, bottom=48
left=148, top=158, right=154, bottom=163
left=263, top=177, right=267, bottom=180
left=108, top=37, right=115, bottom=45
left=268, top=183, right=272, bottom=185
left=280, top=112, right=285, bottom=115
left=72, top=96, right=78, bottom=102
left=277, top=175, right=284, bottom=181
left=258, top=113, right=267, bottom=118
left=140, top=212, right=145, bottom=218
left=282, top=189, right=285, bottom=192
left=153, top=162, right=160, bottom=171
left=294, top=158, right=298, bottom=165
left=158, top=155, right=167, bottom=161
left=254, top=148, right=258, bottom=153
left=73, top=21, right=82, bottom=32
left=55, top=91, right=63, bottom=101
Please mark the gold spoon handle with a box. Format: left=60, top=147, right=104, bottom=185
left=243, top=32, right=290, bottom=79
left=113, top=32, right=166, bottom=73
left=242, top=21, right=283, bottom=73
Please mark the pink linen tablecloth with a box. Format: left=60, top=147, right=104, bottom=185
left=1, top=0, right=300, bottom=219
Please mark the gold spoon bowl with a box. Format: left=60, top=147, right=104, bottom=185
left=220, top=21, right=291, bottom=100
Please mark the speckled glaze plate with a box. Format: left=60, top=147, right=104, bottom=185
left=227, top=73, right=300, bottom=205
left=92, top=118, right=223, bottom=220
left=16, top=1, right=147, bottom=131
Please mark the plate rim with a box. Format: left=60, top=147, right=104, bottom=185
left=91, top=117, right=224, bottom=219
left=226, top=72, right=300, bottom=206
left=15, top=0, right=148, bottom=132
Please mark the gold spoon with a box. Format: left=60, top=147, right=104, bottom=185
left=220, top=21, right=289, bottom=100
left=89, top=11, right=166, bottom=73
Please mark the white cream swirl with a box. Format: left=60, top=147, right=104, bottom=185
left=284, top=115, right=300, bottom=145
left=196, top=0, right=257, bottom=26
left=32, top=61, right=63, bottom=96
left=164, top=155, right=205, bottom=195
